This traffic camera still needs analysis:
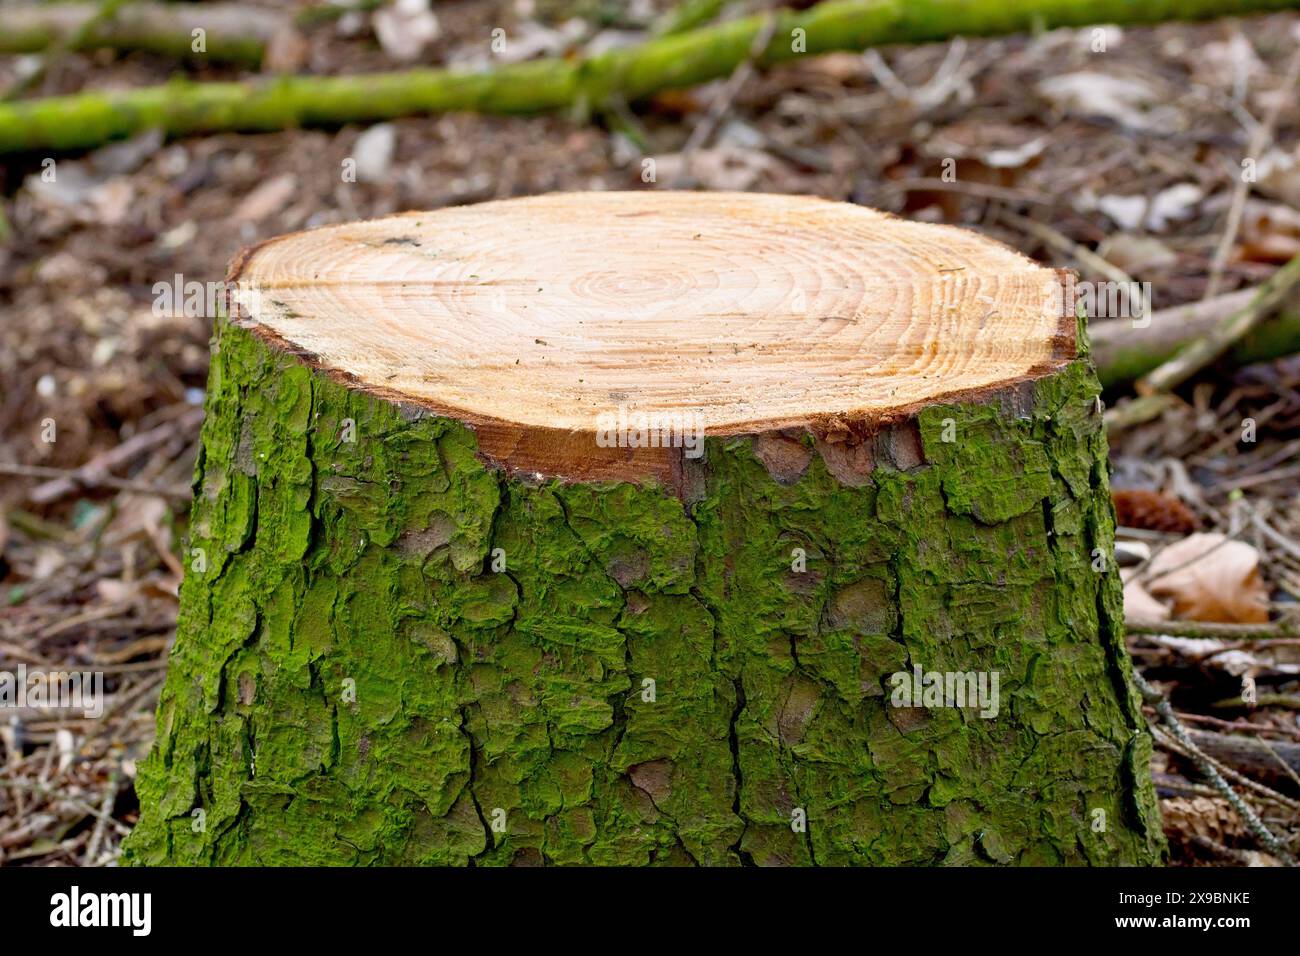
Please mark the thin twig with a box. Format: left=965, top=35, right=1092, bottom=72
left=0, top=462, right=191, bottom=502
left=1126, top=615, right=1300, bottom=640
left=676, top=9, right=780, bottom=183
left=1135, top=670, right=1296, bottom=863
left=84, top=769, right=119, bottom=864
left=1204, top=46, right=1300, bottom=301
left=1001, top=210, right=1135, bottom=287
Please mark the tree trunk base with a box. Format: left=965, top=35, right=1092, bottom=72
left=123, top=320, right=1163, bottom=866
left=124, top=193, right=1164, bottom=866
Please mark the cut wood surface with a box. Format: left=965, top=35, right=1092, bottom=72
left=232, top=191, right=1073, bottom=481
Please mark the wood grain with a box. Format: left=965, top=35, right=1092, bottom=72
left=230, top=191, right=1074, bottom=482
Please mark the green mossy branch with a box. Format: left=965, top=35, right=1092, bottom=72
left=1093, top=305, right=1300, bottom=390
left=121, top=318, right=1164, bottom=866
left=0, top=2, right=282, bottom=66
left=3, top=0, right=1300, bottom=153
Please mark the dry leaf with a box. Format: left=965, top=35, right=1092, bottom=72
left=1097, top=233, right=1177, bottom=274
left=351, top=124, right=397, bottom=184
left=1146, top=533, right=1269, bottom=624
left=1113, top=488, right=1197, bottom=534
left=1256, top=146, right=1300, bottom=209
left=653, top=146, right=779, bottom=191
left=1037, top=72, right=1160, bottom=129
left=96, top=577, right=141, bottom=604
left=373, top=0, right=440, bottom=62
left=797, top=51, right=868, bottom=83
left=1195, top=34, right=1265, bottom=91
left=1239, top=199, right=1300, bottom=263
left=233, top=173, right=297, bottom=223
left=32, top=546, right=65, bottom=581
left=105, top=494, right=169, bottom=544
left=1122, top=569, right=1170, bottom=620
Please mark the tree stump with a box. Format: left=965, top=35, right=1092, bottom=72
left=125, top=192, right=1164, bottom=866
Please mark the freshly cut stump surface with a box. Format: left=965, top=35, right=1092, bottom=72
left=126, top=192, right=1164, bottom=866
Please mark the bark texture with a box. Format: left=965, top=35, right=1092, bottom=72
left=123, top=318, right=1165, bottom=866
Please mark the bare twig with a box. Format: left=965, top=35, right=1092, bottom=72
left=1001, top=210, right=1135, bottom=287
left=1204, top=47, right=1300, bottom=301
left=0, top=463, right=191, bottom=502
left=22, top=405, right=203, bottom=504
left=676, top=9, right=781, bottom=183
left=1136, top=670, right=1296, bottom=863
left=1126, top=616, right=1300, bottom=640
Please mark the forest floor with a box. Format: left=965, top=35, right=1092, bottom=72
left=2, top=0, right=1300, bottom=866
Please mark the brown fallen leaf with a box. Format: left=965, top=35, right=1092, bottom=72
left=1121, top=568, right=1170, bottom=620
left=1146, top=533, right=1270, bottom=624
left=1239, top=199, right=1300, bottom=264
left=234, top=173, right=297, bottom=224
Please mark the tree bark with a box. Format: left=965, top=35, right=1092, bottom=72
left=4, top=0, right=1300, bottom=154
left=122, top=193, right=1164, bottom=866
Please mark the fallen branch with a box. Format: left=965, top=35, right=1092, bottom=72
left=1136, top=250, right=1300, bottom=394
left=1103, top=393, right=1178, bottom=431
left=5, top=0, right=130, bottom=101
left=1188, top=729, right=1300, bottom=792
left=1125, top=616, right=1300, bottom=641
left=3, top=0, right=1300, bottom=153
left=0, top=2, right=285, bottom=66
left=1213, top=693, right=1300, bottom=711
left=294, top=0, right=386, bottom=28
left=1091, top=287, right=1300, bottom=389
left=1155, top=730, right=1300, bottom=813
left=653, top=0, right=727, bottom=37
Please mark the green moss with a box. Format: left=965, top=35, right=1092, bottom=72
left=123, top=320, right=1164, bottom=866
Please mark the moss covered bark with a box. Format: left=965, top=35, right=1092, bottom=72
left=122, top=318, right=1164, bottom=866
